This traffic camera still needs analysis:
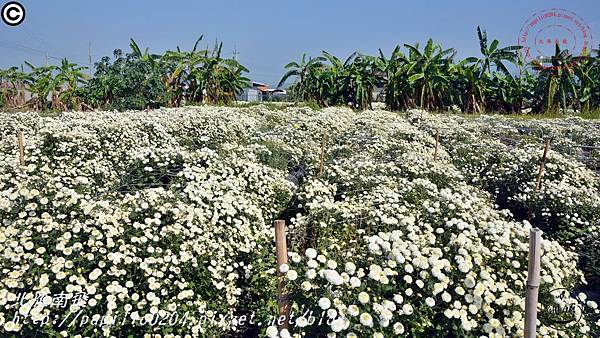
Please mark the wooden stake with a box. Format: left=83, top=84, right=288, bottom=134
left=434, top=129, right=440, bottom=161
left=318, top=130, right=328, bottom=177
left=524, top=228, right=542, bottom=338
left=536, top=139, right=551, bottom=191
left=274, top=220, right=289, bottom=331
left=17, top=129, right=25, bottom=166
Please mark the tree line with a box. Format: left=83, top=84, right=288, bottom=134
left=0, top=36, right=249, bottom=111
left=1, top=28, right=600, bottom=114
left=279, top=27, right=600, bottom=114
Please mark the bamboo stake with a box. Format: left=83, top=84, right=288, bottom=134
left=536, top=139, right=551, bottom=191
left=318, top=130, right=328, bottom=177
left=524, top=228, right=542, bottom=338
left=433, top=129, right=440, bottom=160
left=528, top=139, right=551, bottom=222
left=17, top=129, right=25, bottom=166
left=274, top=220, right=289, bottom=331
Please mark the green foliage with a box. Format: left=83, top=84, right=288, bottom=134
left=0, top=59, right=87, bottom=112
left=280, top=29, right=600, bottom=114
left=580, top=231, right=600, bottom=287
left=278, top=52, right=380, bottom=110
left=2, top=29, right=599, bottom=114
left=0, top=36, right=250, bottom=112
left=80, top=48, right=168, bottom=111
left=0, top=66, right=29, bottom=109
left=79, top=38, right=250, bottom=111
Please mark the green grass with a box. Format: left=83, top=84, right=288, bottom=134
left=232, top=102, right=294, bottom=111
left=38, top=110, right=65, bottom=117
left=426, top=109, right=600, bottom=120
left=1, top=107, right=65, bottom=117
left=579, top=109, right=600, bottom=120
left=5, top=102, right=599, bottom=120
left=255, top=139, right=291, bottom=170
left=231, top=100, right=326, bottom=111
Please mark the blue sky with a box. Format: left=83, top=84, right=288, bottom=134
left=1, top=0, right=598, bottom=86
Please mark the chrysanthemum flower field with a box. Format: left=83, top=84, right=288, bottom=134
left=1, top=106, right=599, bottom=337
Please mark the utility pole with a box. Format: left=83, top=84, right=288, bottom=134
left=88, top=41, right=93, bottom=76
left=45, top=51, right=48, bottom=66
left=233, top=45, right=240, bottom=61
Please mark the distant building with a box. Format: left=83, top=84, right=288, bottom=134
left=373, top=87, right=385, bottom=102
left=239, top=81, right=287, bottom=102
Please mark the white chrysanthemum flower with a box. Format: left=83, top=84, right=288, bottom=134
left=279, top=264, right=290, bottom=273
left=279, top=329, right=291, bottom=338
left=358, top=292, right=370, bottom=304
left=393, top=322, right=405, bottom=334
left=296, top=316, right=308, bottom=328
left=345, top=262, right=356, bottom=275
left=305, top=248, right=317, bottom=259
left=359, top=312, right=373, bottom=327
left=464, top=276, right=476, bottom=289
left=327, top=260, right=338, bottom=269
left=324, top=270, right=343, bottom=285
left=319, top=297, right=331, bottom=310
left=286, top=270, right=298, bottom=281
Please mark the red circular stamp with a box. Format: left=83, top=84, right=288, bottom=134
left=518, top=8, right=593, bottom=62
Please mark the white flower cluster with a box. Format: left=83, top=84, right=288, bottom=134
left=0, top=106, right=598, bottom=337
left=416, top=113, right=600, bottom=239
left=0, top=108, right=293, bottom=336
left=279, top=108, right=598, bottom=337
left=416, top=113, right=600, bottom=291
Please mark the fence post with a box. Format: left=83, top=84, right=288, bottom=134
left=433, top=129, right=440, bottom=161
left=524, top=228, right=542, bottom=338
left=17, top=129, right=25, bottom=166
left=274, top=220, right=289, bottom=331
left=319, top=130, right=328, bottom=177
left=536, top=139, right=551, bottom=191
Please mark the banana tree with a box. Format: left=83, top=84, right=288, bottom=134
left=342, top=53, right=380, bottom=110
left=484, top=52, right=535, bottom=113
left=55, top=58, right=88, bottom=110
left=376, top=46, right=415, bottom=111
left=24, top=62, right=58, bottom=110
left=161, top=36, right=207, bottom=106
left=129, top=38, right=161, bottom=63
left=278, top=54, right=326, bottom=103
left=214, top=58, right=250, bottom=104
left=0, top=66, right=28, bottom=108
left=574, top=47, right=599, bottom=112
left=318, top=51, right=347, bottom=106
left=592, top=46, right=600, bottom=108
left=531, top=43, right=581, bottom=113
left=404, top=39, right=456, bottom=110
left=476, top=26, right=522, bottom=76
left=200, top=42, right=250, bottom=104
left=452, top=58, right=486, bottom=113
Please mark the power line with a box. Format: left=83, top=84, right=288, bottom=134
left=19, top=26, right=57, bottom=53
left=0, top=39, right=87, bottom=66
left=0, top=39, right=62, bottom=60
